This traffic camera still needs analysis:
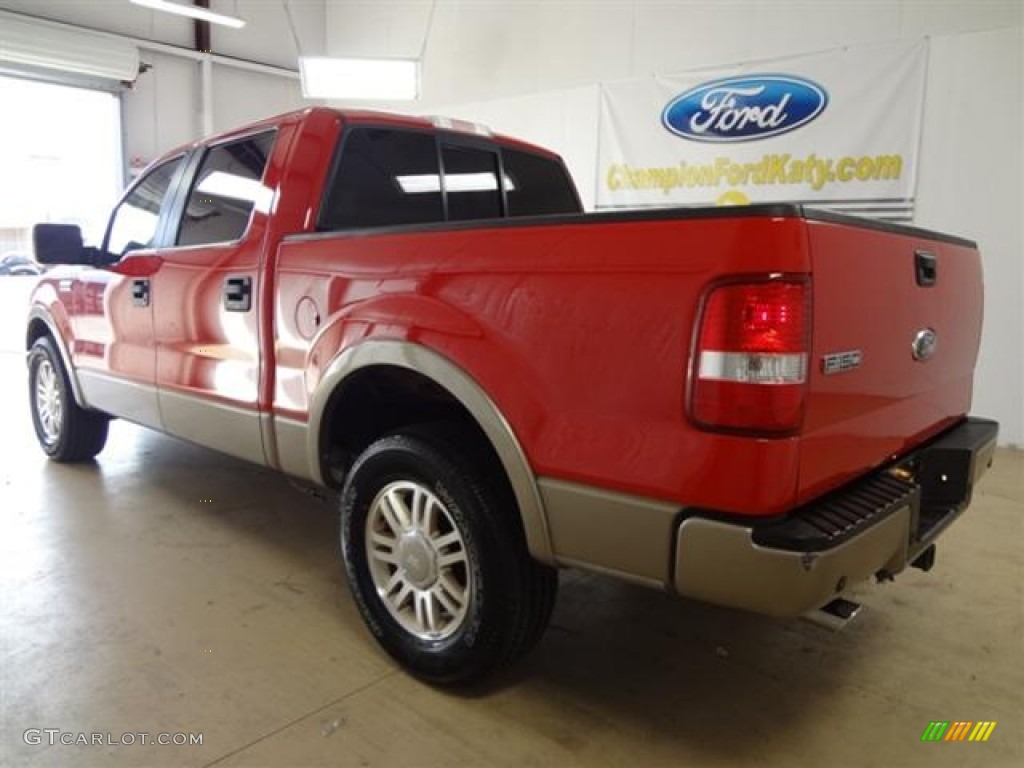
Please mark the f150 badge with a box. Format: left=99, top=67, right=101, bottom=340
left=662, top=75, right=828, bottom=143
left=822, top=350, right=862, bottom=375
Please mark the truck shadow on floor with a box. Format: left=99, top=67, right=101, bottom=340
left=503, top=578, right=882, bottom=762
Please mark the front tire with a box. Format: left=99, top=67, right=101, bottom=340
left=28, top=337, right=109, bottom=462
left=340, top=426, right=557, bottom=685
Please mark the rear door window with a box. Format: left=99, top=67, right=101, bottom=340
left=176, top=130, right=276, bottom=247
left=320, top=128, right=443, bottom=230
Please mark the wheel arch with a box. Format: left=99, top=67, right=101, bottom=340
left=309, top=340, right=555, bottom=565
left=26, top=305, right=86, bottom=407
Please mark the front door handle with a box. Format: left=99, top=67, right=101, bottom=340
left=131, top=278, right=150, bottom=308
left=224, top=275, right=252, bottom=312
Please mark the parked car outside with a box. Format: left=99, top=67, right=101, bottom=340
left=0, top=252, right=44, bottom=276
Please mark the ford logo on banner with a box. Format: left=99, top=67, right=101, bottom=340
left=662, top=75, right=828, bottom=143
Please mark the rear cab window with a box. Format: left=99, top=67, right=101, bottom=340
left=318, top=123, right=580, bottom=231
left=441, top=144, right=502, bottom=221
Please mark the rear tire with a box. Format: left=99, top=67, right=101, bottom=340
left=340, top=425, right=557, bottom=685
left=28, top=337, right=109, bottom=462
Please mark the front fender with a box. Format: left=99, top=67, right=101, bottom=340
left=27, top=299, right=86, bottom=408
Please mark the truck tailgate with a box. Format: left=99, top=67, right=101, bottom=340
left=797, top=214, right=983, bottom=504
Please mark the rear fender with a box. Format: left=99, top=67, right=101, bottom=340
left=308, top=340, right=555, bottom=565
left=335, top=293, right=482, bottom=338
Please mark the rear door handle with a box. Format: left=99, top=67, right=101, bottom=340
left=915, top=250, right=937, bottom=287
left=131, top=278, right=150, bottom=307
left=224, top=275, right=252, bottom=312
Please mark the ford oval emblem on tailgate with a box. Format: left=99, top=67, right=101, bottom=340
left=661, top=75, right=828, bottom=142
left=912, top=329, right=938, bottom=361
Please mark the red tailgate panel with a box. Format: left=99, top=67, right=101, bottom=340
left=797, top=220, right=982, bottom=504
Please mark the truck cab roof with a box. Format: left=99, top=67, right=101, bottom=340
left=159, top=106, right=561, bottom=165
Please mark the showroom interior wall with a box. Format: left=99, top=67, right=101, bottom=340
left=0, top=0, right=323, bottom=167
left=323, top=0, right=1023, bottom=447
left=0, top=1, right=1020, bottom=446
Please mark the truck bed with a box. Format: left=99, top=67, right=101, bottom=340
left=275, top=204, right=981, bottom=518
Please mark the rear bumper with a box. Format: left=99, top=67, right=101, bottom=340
left=672, top=417, right=998, bottom=617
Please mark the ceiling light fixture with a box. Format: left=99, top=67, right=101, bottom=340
left=129, top=0, right=246, bottom=29
left=287, top=0, right=435, bottom=101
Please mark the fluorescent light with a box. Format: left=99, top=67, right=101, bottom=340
left=299, top=57, right=419, bottom=100
left=397, top=174, right=516, bottom=194
left=130, top=0, right=246, bottom=29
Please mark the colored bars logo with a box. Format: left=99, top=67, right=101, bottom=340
left=921, top=721, right=997, bottom=742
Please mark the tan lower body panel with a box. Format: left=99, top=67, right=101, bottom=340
left=273, top=416, right=313, bottom=481
left=539, top=477, right=678, bottom=587
left=158, top=389, right=267, bottom=466
left=673, top=507, right=912, bottom=617
left=78, top=370, right=162, bottom=430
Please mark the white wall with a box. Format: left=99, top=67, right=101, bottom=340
left=916, top=26, right=1024, bottom=449
left=0, top=1, right=1019, bottom=442
left=325, top=1, right=1022, bottom=445
left=325, top=0, right=1021, bottom=110
left=0, top=0, right=325, bottom=166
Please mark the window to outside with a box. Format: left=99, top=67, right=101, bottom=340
left=177, top=131, right=276, bottom=247
left=320, top=128, right=442, bottom=230
left=0, top=75, right=122, bottom=256
left=441, top=145, right=502, bottom=221
left=106, top=157, right=184, bottom=257
left=502, top=148, right=580, bottom=216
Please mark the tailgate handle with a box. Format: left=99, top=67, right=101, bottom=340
left=915, top=250, right=937, bottom=287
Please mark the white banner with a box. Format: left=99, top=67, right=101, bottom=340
left=597, top=39, right=928, bottom=221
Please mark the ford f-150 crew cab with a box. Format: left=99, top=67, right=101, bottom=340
left=26, top=107, right=998, bottom=684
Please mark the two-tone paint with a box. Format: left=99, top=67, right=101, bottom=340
left=28, top=107, right=989, bottom=609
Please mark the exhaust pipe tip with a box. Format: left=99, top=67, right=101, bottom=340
left=804, top=597, right=862, bottom=631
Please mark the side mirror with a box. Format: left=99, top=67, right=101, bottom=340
left=33, top=223, right=89, bottom=265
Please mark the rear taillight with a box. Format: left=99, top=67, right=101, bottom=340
left=690, top=279, right=810, bottom=434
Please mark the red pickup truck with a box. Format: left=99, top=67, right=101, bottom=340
left=26, top=107, right=997, bottom=684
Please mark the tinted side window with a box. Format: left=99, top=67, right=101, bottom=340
left=442, top=145, right=502, bottom=221
left=176, top=131, right=275, bottom=247
left=320, top=128, right=442, bottom=230
left=502, top=149, right=580, bottom=216
left=106, top=157, right=184, bottom=256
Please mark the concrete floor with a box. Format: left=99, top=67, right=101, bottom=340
left=1, top=282, right=1022, bottom=767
